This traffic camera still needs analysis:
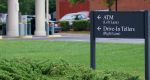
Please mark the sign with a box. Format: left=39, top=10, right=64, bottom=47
left=90, top=11, right=150, bottom=80
left=93, top=12, right=145, bottom=38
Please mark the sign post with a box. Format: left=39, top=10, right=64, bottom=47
left=145, top=11, right=150, bottom=80
left=90, top=11, right=150, bottom=80
left=90, top=12, right=96, bottom=69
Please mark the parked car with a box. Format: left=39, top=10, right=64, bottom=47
left=59, top=13, right=89, bottom=26
left=77, top=11, right=90, bottom=20
left=49, top=21, right=62, bottom=34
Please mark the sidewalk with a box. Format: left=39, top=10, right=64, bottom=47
left=1, top=33, right=144, bottom=44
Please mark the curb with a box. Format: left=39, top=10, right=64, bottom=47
left=48, top=35, right=62, bottom=38
left=18, top=36, right=33, bottom=38
left=0, top=36, right=2, bottom=39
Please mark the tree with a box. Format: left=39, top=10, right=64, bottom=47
left=0, top=0, right=56, bottom=14
left=19, top=0, right=56, bottom=14
left=0, top=0, right=7, bottom=13
left=69, top=0, right=85, bottom=4
left=0, top=0, right=35, bottom=14
left=49, top=0, right=56, bottom=13
left=19, top=0, right=35, bottom=14
left=105, top=0, right=116, bottom=11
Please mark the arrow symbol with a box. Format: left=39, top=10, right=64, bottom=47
left=97, top=15, right=101, bottom=20
left=97, top=26, right=101, bottom=31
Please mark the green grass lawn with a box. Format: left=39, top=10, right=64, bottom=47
left=0, top=40, right=144, bottom=79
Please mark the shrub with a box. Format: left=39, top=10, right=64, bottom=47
left=96, top=71, right=140, bottom=80
left=41, top=59, right=70, bottom=76
left=72, top=20, right=90, bottom=31
left=59, top=21, right=70, bottom=31
left=0, top=58, right=140, bottom=80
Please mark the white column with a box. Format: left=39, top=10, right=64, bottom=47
left=7, top=0, right=19, bottom=37
left=35, top=0, right=46, bottom=36
left=46, top=0, right=49, bottom=35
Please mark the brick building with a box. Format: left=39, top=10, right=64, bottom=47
left=56, top=0, right=150, bottom=20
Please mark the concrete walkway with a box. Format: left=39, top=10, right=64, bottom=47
left=2, top=33, right=144, bottom=44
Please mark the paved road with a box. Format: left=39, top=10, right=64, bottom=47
left=54, top=33, right=144, bottom=44
left=3, top=33, right=144, bottom=44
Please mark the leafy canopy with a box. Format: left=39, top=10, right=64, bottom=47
left=0, top=0, right=56, bottom=14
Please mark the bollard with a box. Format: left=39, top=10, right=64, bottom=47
left=46, top=22, right=49, bottom=36
left=19, top=22, right=25, bottom=36
left=51, top=22, right=54, bottom=35
left=0, top=36, right=2, bottom=39
left=27, top=22, right=32, bottom=35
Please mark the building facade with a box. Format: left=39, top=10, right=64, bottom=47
left=7, top=0, right=47, bottom=37
left=56, top=0, right=150, bottom=20
left=56, top=0, right=89, bottom=20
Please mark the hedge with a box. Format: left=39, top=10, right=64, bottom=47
left=59, top=21, right=70, bottom=31
left=72, top=20, right=90, bottom=31
left=0, top=58, right=140, bottom=80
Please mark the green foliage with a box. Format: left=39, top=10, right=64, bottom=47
left=96, top=71, right=140, bottom=80
left=104, top=0, right=116, bottom=11
left=0, top=58, right=47, bottom=80
left=41, top=59, right=70, bottom=76
left=19, top=0, right=35, bottom=14
left=0, top=0, right=7, bottom=13
left=0, top=58, right=140, bottom=80
left=59, top=21, right=70, bottom=31
left=0, top=0, right=56, bottom=14
left=69, top=0, right=85, bottom=4
left=49, top=0, right=56, bottom=13
left=19, top=0, right=56, bottom=14
left=73, top=20, right=90, bottom=31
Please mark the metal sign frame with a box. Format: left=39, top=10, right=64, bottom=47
left=90, top=11, right=150, bottom=80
